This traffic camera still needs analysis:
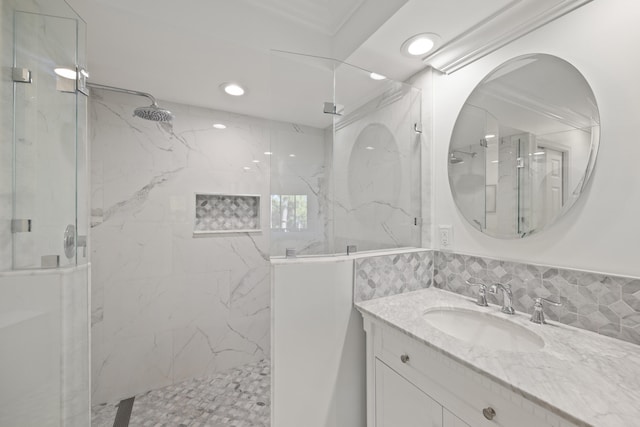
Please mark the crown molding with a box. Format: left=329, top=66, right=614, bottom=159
left=422, top=0, right=593, bottom=74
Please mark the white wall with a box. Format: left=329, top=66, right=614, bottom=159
left=271, top=258, right=365, bottom=427
left=430, top=0, right=640, bottom=277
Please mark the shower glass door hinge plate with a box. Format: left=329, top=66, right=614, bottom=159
left=12, top=67, right=32, bottom=83
left=414, top=123, right=423, bottom=133
left=41, top=255, right=60, bottom=269
left=11, top=219, right=32, bottom=233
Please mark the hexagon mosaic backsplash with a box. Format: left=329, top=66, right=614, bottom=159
left=355, top=250, right=640, bottom=345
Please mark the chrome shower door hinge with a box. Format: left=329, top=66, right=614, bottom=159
left=12, top=67, right=32, bottom=83
left=11, top=219, right=32, bottom=233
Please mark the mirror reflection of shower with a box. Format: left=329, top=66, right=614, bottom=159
left=449, top=149, right=477, bottom=164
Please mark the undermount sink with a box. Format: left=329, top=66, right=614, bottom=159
left=423, top=307, right=544, bottom=352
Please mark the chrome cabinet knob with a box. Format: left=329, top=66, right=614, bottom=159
left=400, top=354, right=410, bottom=364
left=483, top=406, right=496, bottom=420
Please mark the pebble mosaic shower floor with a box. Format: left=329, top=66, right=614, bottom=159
left=91, top=360, right=270, bottom=427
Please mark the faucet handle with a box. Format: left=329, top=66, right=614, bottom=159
left=465, top=279, right=488, bottom=307
left=535, top=297, right=562, bottom=307
left=488, top=283, right=511, bottom=294
left=530, top=297, right=562, bottom=324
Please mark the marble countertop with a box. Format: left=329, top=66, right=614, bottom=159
left=355, top=287, right=640, bottom=427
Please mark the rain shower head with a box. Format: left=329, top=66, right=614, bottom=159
left=134, top=104, right=174, bottom=122
left=87, top=82, right=174, bottom=123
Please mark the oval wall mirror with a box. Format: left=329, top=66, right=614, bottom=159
left=448, top=54, right=600, bottom=238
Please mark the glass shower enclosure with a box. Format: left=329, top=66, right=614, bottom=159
left=268, top=51, right=422, bottom=257
left=0, top=0, right=90, bottom=425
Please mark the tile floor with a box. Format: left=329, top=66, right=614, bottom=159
left=91, top=359, right=270, bottom=427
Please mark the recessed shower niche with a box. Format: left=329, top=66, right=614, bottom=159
left=194, top=193, right=261, bottom=234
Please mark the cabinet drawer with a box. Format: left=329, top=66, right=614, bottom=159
left=376, top=324, right=570, bottom=427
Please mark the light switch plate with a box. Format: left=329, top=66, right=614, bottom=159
left=438, top=225, right=452, bottom=248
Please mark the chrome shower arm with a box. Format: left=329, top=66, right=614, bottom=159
left=86, top=82, right=158, bottom=106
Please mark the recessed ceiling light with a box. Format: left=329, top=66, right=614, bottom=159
left=370, top=73, right=386, bottom=81
left=533, top=151, right=546, bottom=156
left=54, top=67, right=77, bottom=79
left=491, top=160, right=499, bottom=163
left=221, top=82, right=245, bottom=96
left=401, top=33, right=440, bottom=57
left=365, top=146, right=375, bottom=150
left=289, top=154, right=296, bottom=158
left=264, top=151, right=273, bottom=156
left=485, top=134, right=496, bottom=139
left=213, top=123, right=226, bottom=129
left=243, top=166, right=251, bottom=171
left=252, top=159, right=260, bottom=163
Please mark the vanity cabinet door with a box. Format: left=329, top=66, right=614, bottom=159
left=375, top=359, right=443, bottom=427
left=443, top=409, right=470, bottom=427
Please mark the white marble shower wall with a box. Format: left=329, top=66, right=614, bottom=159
left=90, top=89, right=328, bottom=404
left=332, top=86, right=422, bottom=252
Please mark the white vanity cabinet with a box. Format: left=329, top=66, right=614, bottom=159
left=362, top=315, right=575, bottom=427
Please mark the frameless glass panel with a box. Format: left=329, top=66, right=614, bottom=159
left=268, top=51, right=422, bottom=256
left=13, top=11, right=78, bottom=269
left=268, top=51, right=336, bottom=256
left=333, top=61, right=422, bottom=253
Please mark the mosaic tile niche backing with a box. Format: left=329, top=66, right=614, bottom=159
left=195, top=194, right=260, bottom=233
left=433, top=251, right=640, bottom=346
left=354, top=250, right=433, bottom=302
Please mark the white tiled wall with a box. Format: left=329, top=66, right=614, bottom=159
left=90, top=90, right=314, bottom=403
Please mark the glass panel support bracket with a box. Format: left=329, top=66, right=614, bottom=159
left=12, top=67, right=32, bottom=83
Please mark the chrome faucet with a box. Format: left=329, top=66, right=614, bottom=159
left=489, top=283, right=515, bottom=314
left=530, top=297, right=562, bottom=324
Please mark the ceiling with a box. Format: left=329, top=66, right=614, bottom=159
left=65, top=0, right=592, bottom=129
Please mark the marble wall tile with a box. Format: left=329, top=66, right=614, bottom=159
left=90, top=91, right=274, bottom=404
left=354, top=250, right=433, bottom=302
left=434, top=251, right=640, bottom=345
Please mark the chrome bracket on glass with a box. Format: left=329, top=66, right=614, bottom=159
left=41, top=255, right=60, bottom=269
left=413, top=123, right=422, bottom=134
left=63, top=224, right=76, bottom=259
left=11, top=218, right=32, bottom=233
left=323, top=102, right=344, bottom=116
left=285, top=248, right=296, bottom=258
left=12, top=67, right=32, bottom=83
left=346, top=245, right=357, bottom=255
left=77, top=67, right=89, bottom=96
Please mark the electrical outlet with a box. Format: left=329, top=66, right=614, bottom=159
left=439, top=225, right=452, bottom=248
